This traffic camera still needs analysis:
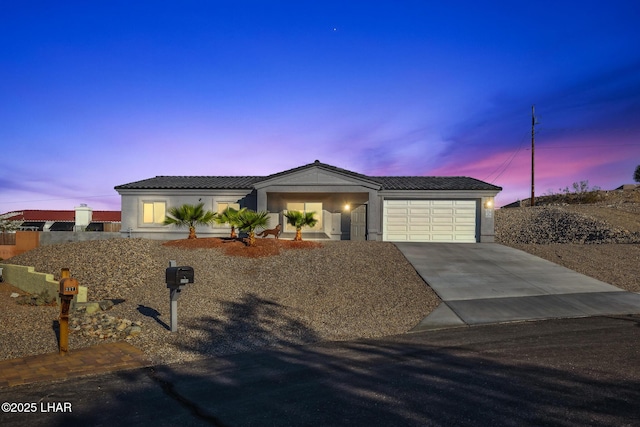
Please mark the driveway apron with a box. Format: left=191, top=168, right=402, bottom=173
left=395, top=243, right=640, bottom=329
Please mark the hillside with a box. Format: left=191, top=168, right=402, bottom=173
left=497, top=186, right=640, bottom=244
left=496, top=185, right=640, bottom=293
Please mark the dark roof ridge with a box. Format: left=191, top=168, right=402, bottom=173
left=151, top=174, right=263, bottom=178
left=263, top=160, right=374, bottom=181
left=114, top=162, right=501, bottom=191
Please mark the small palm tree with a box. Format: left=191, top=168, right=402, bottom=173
left=163, top=202, right=217, bottom=239
left=236, top=210, right=270, bottom=247
left=214, top=206, right=245, bottom=238
left=283, top=210, right=318, bottom=241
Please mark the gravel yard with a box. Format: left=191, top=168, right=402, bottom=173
left=2, top=187, right=638, bottom=365
left=495, top=201, right=640, bottom=293
left=1, top=240, right=439, bottom=364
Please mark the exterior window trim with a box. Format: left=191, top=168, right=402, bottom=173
left=141, top=200, right=167, bottom=227
left=285, top=202, right=323, bottom=232
left=216, top=202, right=241, bottom=215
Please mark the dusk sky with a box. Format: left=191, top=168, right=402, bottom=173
left=1, top=1, right=639, bottom=212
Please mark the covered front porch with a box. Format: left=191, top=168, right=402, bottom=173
left=261, top=192, right=372, bottom=241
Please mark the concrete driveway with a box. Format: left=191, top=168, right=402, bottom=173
left=395, top=243, right=640, bottom=330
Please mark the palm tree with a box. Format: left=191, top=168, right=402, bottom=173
left=163, top=202, right=217, bottom=239
left=283, top=210, right=318, bottom=241
left=214, top=206, right=245, bottom=238
left=236, top=209, right=270, bottom=247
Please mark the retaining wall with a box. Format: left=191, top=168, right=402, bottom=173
left=39, top=232, right=122, bottom=246
left=0, top=263, right=87, bottom=305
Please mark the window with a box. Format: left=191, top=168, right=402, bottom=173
left=143, top=201, right=166, bottom=225
left=217, top=202, right=240, bottom=214
left=285, top=202, right=323, bottom=232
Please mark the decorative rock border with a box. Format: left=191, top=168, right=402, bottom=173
left=72, top=301, right=142, bottom=340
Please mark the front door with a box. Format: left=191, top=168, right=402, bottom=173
left=350, top=204, right=367, bottom=241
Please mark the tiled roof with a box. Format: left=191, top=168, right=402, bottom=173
left=114, top=161, right=502, bottom=192
left=114, top=176, right=262, bottom=190
left=373, top=176, right=501, bottom=191
left=91, top=211, right=122, bottom=222
left=2, top=210, right=121, bottom=222
left=264, top=160, right=378, bottom=183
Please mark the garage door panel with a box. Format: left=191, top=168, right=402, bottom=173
left=384, top=200, right=477, bottom=243
left=432, top=225, right=454, bottom=231
left=431, top=235, right=454, bottom=242
left=432, top=217, right=454, bottom=224
left=387, top=208, right=409, bottom=215
left=387, top=234, right=409, bottom=241
left=409, top=216, right=430, bottom=224
left=455, top=217, right=475, bottom=223
left=386, top=216, right=408, bottom=224
left=409, top=225, right=431, bottom=232
left=407, top=234, right=431, bottom=241
left=409, top=207, right=431, bottom=214
left=433, top=208, right=454, bottom=215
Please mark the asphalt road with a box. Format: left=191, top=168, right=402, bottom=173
left=1, top=315, right=639, bottom=427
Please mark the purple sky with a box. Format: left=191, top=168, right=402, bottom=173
left=1, top=1, right=639, bottom=211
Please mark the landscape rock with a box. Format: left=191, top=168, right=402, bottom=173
left=3, top=239, right=439, bottom=364
left=496, top=206, right=640, bottom=245
left=83, top=303, right=101, bottom=314
left=99, top=299, right=115, bottom=311
left=69, top=312, right=142, bottom=340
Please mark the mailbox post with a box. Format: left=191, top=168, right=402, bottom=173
left=166, top=260, right=194, bottom=332
left=58, top=268, right=79, bottom=355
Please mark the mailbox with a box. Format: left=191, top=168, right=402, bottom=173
left=59, top=277, right=79, bottom=296
left=166, top=266, right=194, bottom=288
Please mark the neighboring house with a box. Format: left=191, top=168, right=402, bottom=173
left=115, top=160, right=501, bottom=242
left=2, top=205, right=121, bottom=232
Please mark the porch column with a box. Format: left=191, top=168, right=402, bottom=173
left=480, top=196, right=496, bottom=242
left=257, top=189, right=268, bottom=212
left=366, top=190, right=381, bottom=241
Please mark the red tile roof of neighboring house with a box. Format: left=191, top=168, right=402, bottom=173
left=92, top=211, right=121, bottom=222
left=2, top=210, right=121, bottom=222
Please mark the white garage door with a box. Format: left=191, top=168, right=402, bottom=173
left=383, top=200, right=477, bottom=242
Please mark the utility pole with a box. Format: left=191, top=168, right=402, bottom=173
left=530, top=105, right=536, bottom=207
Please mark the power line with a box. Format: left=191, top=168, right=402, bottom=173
left=527, top=143, right=640, bottom=150
left=482, top=131, right=529, bottom=183
left=537, top=126, right=640, bottom=133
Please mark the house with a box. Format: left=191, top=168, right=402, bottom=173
left=115, top=161, right=501, bottom=242
left=1, top=206, right=121, bottom=232
left=0, top=206, right=122, bottom=258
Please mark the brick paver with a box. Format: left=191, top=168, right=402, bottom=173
left=0, top=342, right=151, bottom=388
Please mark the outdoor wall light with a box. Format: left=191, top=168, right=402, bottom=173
left=484, top=200, right=494, bottom=209
left=343, top=204, right=351, bottom=211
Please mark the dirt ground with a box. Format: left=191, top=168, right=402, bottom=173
left=162, top=236, right=322, bottom=257
left=497, top=186, right=640, bottom=293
